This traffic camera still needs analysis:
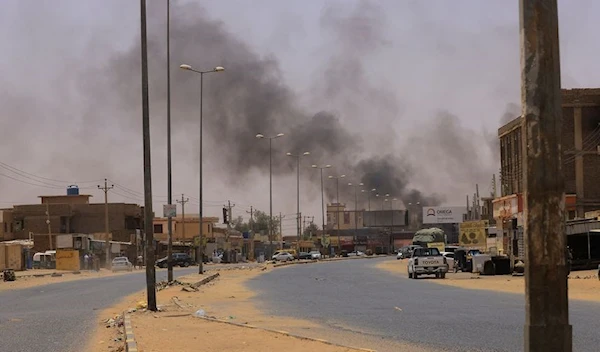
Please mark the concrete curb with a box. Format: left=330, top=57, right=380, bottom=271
left=123, top=313, right=138, bottom=352
left=194, top=314, right=376, bottom=352
left=122, top=272, right=221, bottom=351
left=272, top=255, right=384, bottom=268
left=190, top=272, right=220, bottom=287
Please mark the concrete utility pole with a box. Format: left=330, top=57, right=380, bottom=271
left=98, top=178, right=114, bottom=269
left=246, top=206, right=254, bottom=260
left=328, top=174, right=345, bottom=255
left=176, top=194, right=189, bottom=242
left=140, top=0, right=157, bottom=312
left=224, top=201, right=235, bottom=245
left=279, top=212, right=284, bottom=249
left=165, top=0, right=174, bottom=284
left=45, top=203, right=52, bottom=250
left=519, top=0, right=571, bottom=351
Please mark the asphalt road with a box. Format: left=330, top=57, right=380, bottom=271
left=247, top=257, right=600, bottom=352
left=0, top=267, right=202, bottom=352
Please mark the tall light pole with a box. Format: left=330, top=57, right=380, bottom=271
left=256, top=133, right=285, bottom=259
left=287, top=151, right=310, bottom=258
left=179, top=63, right=225, bottom=274
left=348, top=182, right=364, bottom=250
left=312, top=164, right=332, bottom=253
left=328, top=174, right=345, bottom=255
left=361, top=188, right=376, bottom=211
left=389, top=197, right=398, bottom=252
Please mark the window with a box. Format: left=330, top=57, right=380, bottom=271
left=153, top=224, right=163, bottom=234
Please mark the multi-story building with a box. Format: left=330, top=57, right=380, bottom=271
left=0, top=209, right=14, bottom=241
left=497, top=88, right=600, bottom=220
left=152, top=215, right=218, bottom=242
left=9, top=188, right=143, bottom=245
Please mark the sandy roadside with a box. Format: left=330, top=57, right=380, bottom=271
left=89, top=262, right=436, bottom=352
left=377, top=258, right=600, bottom=302
left=0, top=268, right=142, bottom=292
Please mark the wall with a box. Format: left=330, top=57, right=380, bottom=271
left=0, top=209, right=13, bottom=241
left=56, top=249, right=80, bottom=271
left=40, top=195, right=91, bottom=204
left=152, top=216, right=217, bottom=242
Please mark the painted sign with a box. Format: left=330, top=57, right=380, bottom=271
left=422, top=207, right=466, bottom=224
left=163, top=204, right=177, bottom=218
left=459, top=220, right=489, bottom=250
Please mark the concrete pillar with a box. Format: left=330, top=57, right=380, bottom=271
left=574, top=106, right=584, bottom=218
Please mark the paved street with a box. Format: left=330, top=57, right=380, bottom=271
left=0, top=267, right=201, bottom=352
left=248, top=258, right=600, bottom=352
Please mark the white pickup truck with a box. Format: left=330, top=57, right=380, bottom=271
left=407, top=247, right=448, bottom=279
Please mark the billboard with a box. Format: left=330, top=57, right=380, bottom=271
left=363, top=210, right=407, bottom=227
left=422, top=206, right=466, bottom=224
left=459, top=220, right=488, bottom=250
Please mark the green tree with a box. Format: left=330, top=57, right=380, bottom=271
left=230, top=210, right=281, bottom=237
left=231, top=216, right=249, bottom=233
left=303, top=222, right=319, bottom=239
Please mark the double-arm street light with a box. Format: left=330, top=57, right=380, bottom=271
left=312, top=164, right=332, bottom=251
left=361, top=188, right=377, bottom=211
left=256, top=133, right=285, bottom=258
left=179, top=63, right=225, bottom=274
left=287, top=151, right=310, bottom=258
left=328, top=174, right=345, bottom=255
left=348, top=182, right=364, bottom=249
left=377, top=193, right=390, bottom=210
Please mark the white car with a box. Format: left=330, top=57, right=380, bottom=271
left=111, top=257, right=133, bottom=272
left=440, top=252, right=455, bottom=271
left=272, top=252, right=294, bottom=262
left=348, top=250, right=365, bottom=257
left=309, top=251, right=322, bottom=260
left=407, top=247, right=448, bottom=279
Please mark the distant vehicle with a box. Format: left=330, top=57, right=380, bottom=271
left=407, top=247, right=448, bottom=279
left=396, top=246, right=416, bottom=259
left=298, top=252, right=312, bottom=260
left=156, top=253, right=194, bottom=268
left=309, top=251, right=322, bottom=260
left=412, top=228, right=446, bottom=248
left=348, top=250, right=365, bottom=257
left=440, top=252, right=455, bottom=271
left=273, top=252, right=294, bottom=262
left=273, top=249, right=298, bottom=259
left=444, top=245, right=460, bottom=253
left=112, top=257, right=133, bottom=272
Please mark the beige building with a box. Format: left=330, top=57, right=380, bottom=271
left=326, top=203, right=364, bottom=230
left=0, top=209, right=14, bottom=241
left=152, top=215, right=218, bottom=242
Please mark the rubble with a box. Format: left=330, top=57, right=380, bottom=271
left=104, top=314, right=124, bottom=328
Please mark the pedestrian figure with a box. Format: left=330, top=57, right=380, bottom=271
left=137, top=255, right=143, bottom=269
left=83, top=253, right=90, bottom=270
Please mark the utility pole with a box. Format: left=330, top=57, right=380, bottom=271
left=246, top=206, right=254, bottom=260
left=45, top=203, right=52, bottom=250
left=98, top=178, right=114, bottom=269
left=140, top=0, right=157, bottom=312
left=176, top=194, right=189, bottom=241
left=279, top=212, right=284, bottom=249
left=166, top=0, right=174, bottom=284
left=520, top=0, right=571, bottom=351
left=224, top=201, right=235, bottom=245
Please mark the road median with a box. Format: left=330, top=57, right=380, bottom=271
left=92, top=264, right=377, bottom=352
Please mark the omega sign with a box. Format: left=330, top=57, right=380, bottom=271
left=422, top=206, right=466, bottom=224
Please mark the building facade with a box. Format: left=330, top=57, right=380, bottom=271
left=10, top=193, right=143, bottom=243
left=499, top=88, right=600, bottom=218
left=152, top=215, right=218, bottom=242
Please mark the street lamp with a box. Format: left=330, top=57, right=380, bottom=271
left=348, top=182, right=364, bottom=251
left=179, top=63, right=225, bottom=274
left=287, top=151, right=310, bottom=258
left=256, top=133, right=285, bottom=258
left=328, top=174, right=346, bottom=255
left=361, top=188, right=377, bottom=211
left=312, top=164, right=332, bottom=253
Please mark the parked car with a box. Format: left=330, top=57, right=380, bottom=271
left=348, top=250, right=365, bottom=257
left=396, top=246, right=411, bottom=259
left=112, top=257, right=133, bottom=272
left=298, top=252, right=312, bottom=260
left=407, top=247, right=448, bottom=279
left=440, top=251, right=455, bottom=271
left=156, top=253, right=194, bottom=268
left=309, top=251, right=322, bottom=260
left=273, top=252, right=294, bottom=262
left=272, top=249, right=298, bottom=259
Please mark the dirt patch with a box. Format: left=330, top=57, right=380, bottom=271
left=377, top=258, right=600, bottom=302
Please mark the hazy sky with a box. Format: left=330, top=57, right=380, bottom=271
left=1, top=0, right=599, bottom=234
